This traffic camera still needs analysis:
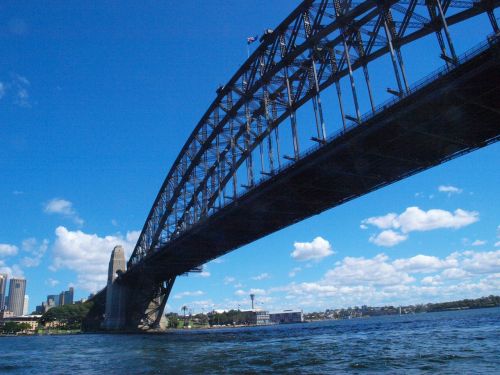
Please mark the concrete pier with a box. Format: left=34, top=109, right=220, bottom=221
left=103, top=246, right=128, bottom=330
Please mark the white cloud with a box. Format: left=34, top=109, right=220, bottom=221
left=174, top=290, right=204, bottom=299
left=369, top=230, right=408, bottom=247
left=362, top=207, right=479, bottom=247
left=393, top=254, right=457, bottom=273
left=249, top=288, right=266, bottom=295
left=438, top=185, right=463, bottom=195
left=363, top=207, right=478, bottom=233
left=22, top=238, right=37, bottom=252
left=210, top=258, right=224, bottom=264
left=44, top=198, right=84, bottom=226
left=51, top=226, right=140, bottom=292
left=0, top=260, right=24, bottom=278
left=20, top=238, right=48, bottom=267
left=251, top=273, right=270, bottom=281
left=198, top=271, right=211, bottom=278
left=45, top=278, right=59, bottom=287
left=460, top=250, right=500, bottom=274
left=11, top=74, right=31, bottom=108
left=44, top=198, right=76, bottom=215
left=291, top=236, right=334, bottom=261
left=182, top=299, right=215, bottom=311
left=471, top=240, right=486, bottom=246
left=421, top=275, right=442, bottom=286
left=323, top=254, right=415, bottom=286
left=441, top=268, right=471, bottom=280
left=0, top=74, right=31, bottom=107
left=362, top=213, right=398, bottom=230
left=221, top=277, right=243, bottom=287
left=0, top=244, right=18, bottom=257
left=288, top=267, right=301, bottom=278
left=398, top=207, right=478, bottom=233
left=260, top=249, right=500, bottom=310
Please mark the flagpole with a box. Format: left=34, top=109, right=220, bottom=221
left=247, top=44, right=250, bottom=59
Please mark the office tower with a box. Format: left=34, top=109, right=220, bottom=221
left=0, top=273, right=7, bottom=310
left=64, top=287, right=74, bottom=305
left=23, top=295, right=29, bottom=315
left=58, top=287, right=75, bottom=306
left=7, top=278, right=27, bottom=316
left=47, top=294, right=59, bottom=306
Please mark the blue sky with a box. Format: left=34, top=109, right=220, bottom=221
left=0, top=1, right=499, bottom=314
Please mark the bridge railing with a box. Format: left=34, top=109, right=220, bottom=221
left=250, top=34, right=499, bottom=189
left=128, top=0, right=500, bottom=268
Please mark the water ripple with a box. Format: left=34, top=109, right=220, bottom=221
left=0, top=308, right=499, bottom=374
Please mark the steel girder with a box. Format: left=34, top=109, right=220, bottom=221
left=129, top=0, right=499, bottom=268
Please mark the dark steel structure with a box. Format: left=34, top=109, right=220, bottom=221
left=98, top=0, right=499, bottom=330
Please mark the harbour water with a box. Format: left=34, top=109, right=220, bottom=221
left=1, top=307, right=499, bottom=374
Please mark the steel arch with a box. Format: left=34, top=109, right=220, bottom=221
left=129, top=0, right=499, bottom=267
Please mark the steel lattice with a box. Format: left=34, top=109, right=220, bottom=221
left=129, top=0, right=499, bottom=267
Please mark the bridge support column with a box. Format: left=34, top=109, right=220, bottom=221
left=103, top=246, right=128, bottom=330
left=126, top=275, right=176, bottom=330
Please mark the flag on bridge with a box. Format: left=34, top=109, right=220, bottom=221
left=247, top=35, right=258, bottom=45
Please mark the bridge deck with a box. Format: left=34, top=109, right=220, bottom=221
left=125, top=40, right=499, bottom=282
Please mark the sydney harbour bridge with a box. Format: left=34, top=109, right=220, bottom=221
left=88, top=0, right=500, bottom=330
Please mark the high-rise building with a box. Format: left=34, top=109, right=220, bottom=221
left=0, top=273, right=7, bottom=310
left=58, top=287, right=75, bottom=306
left=23, top=295, right=29, bottom=315
left=64, top=287, right=74, bottom=305
left=7, top=278, right=26, bottom=316
left=47, top=294, right=59, bottom=306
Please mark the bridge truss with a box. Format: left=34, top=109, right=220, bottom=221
left=129, top=0, right=499, bottom=268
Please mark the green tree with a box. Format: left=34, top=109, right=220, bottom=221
left=0, top=322, right=32, bottom=333
left=166, top=313, right=179, bottom=328
left=40, top=302, right=94, bottom=330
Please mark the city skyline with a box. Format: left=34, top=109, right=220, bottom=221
left=0, top=2, right=499, bottom=313
left=0, top=272, right=79, bottom=316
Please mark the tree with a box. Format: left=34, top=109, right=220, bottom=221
left=182, top=305, right=188, bottom=326
left=0, top=322, right=32, bottom=334
left=40, top=302, right=94, bottom=329
left=166, top=313, right=179, bottom=328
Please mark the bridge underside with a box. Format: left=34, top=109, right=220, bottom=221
left=123, top=42, right=498, bottom=287
left=107, top=42, right=500, bottom=331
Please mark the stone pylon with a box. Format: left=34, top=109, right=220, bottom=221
left=103, top=245, right=128, bottom=330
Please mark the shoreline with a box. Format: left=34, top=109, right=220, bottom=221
left=2, top=305, right=498, bottom=337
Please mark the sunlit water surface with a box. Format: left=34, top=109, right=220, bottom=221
left=1, top=307, right=499, bottom=374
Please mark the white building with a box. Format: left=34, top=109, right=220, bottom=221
left=23, top=295, right=29, bottom=316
